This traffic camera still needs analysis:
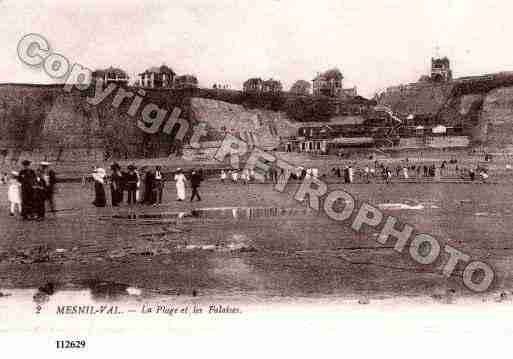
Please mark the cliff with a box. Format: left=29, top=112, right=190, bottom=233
left=378, top=74, right=513, bottom=149
left=0, top=84, right=299, bottom=162
left=189, top=97, right=297, bottom=149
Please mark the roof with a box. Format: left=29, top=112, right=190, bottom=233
left=330, top=137, right=374, bottom=144
left=93, top=66, right=128, bottom=78
left=298, top=116, right=367, bottom=128
left=244, top=78, right=263, bottom=85
left=139, top=65, right=176, bottom=75
left=313, top=68, right=344, bottom=81
left=175, top=74, right=198, bottom=82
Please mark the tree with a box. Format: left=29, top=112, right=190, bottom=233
left=289, top=80, right=311, bottom=95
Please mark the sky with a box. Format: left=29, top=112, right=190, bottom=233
left=1, top=0, right=512, bottom=97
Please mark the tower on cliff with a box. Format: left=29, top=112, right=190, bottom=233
left=431, top=57, right=452, bottom=82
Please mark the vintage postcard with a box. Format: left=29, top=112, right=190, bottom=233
left=1, top=0, right=512, bottom=356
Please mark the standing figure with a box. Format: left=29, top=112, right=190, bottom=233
left=40, top=161, right=56, bottom=213
left=385, top=167, right=392, bottom=184
left=125, top=165, right=138, bottom=205
left=344, top=166, right=350, bottom=183
left=174, top=168, right=186, bottom=201
left=190, top=169, right=202, bottom=202
left=110, top=163, right=123, bottom=206
left=348, top=166, right=354, bottom=183
left=154, top=165, right=164, bottom=204
left=33, top=168, right=47, bottom=220
left=220, top=169, right=227, bottom=184
left=231, top=169, right=239, bottom=183
left=18, top=160, right=36, bottom=220
left=135, top=167, right=141, bottom=202
left=364, top=166, right=370, bottom=183
left=143, top=167, right=155, bottom=204
left=278, top=169, right=286, bottom=183
left=241, top=169, right=250, bottom=185
left=92, top=168, right=107, bottom=207
left=138, top=166, right=147, bottom=204
left=7, top=171, right=21, bottom=216
left=469, top=168, right=476, bottom=181
left=402, top=166, right=409, bottom=179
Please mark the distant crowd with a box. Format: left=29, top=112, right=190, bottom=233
left=2, top=158, right=493, bottom=218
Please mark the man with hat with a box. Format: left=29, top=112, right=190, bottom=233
left=32, top=167, right=48, bottom=220
left=190, top=168, right=203, bottom=202
left=40, top=161, right=57, bottom=213
left=18, top=160, right=36, bottom=220
left=154, top=165, right=165, bottom=204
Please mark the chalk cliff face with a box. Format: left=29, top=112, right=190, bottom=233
left=378, top=77, right=513, bottom=150
left=0, top=84, right=193, bottom=161
left=379, top=83, right=454, bottom=117
left=3, top=81, right=513, bottom=163
left=0, top=85, right=299, bottom=162
left=481, top=87, right=513, bottom=151
left=0, top=85, right=57, bottom=149
left=188, top=97, right=297, bottom=149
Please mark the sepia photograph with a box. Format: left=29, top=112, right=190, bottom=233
left=1, top=0, right=513, bottom=356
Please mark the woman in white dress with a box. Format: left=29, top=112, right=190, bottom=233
left=174, top=168, right=186, bottom=201
left=8, top=171, right=22, bottom=216
left=231, top=170, right=239, bottom=183
left=402, top=166, right=409, bottom=179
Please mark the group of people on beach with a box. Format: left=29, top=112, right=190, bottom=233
left=5, top=160, right=56, bottom=220
left=91, top=164, right=166, bottom=207
left=328, top=159, right=490, bottom=184
left=219, top=167, right=281, bottom=184
left=4, top=156, right=495, bottom=218
left=90, top=164, right=204, bottom=207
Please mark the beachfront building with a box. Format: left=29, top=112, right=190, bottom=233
left=138, top=65, right=176, bottom=88
left=92, top=67, right=129, bottom=86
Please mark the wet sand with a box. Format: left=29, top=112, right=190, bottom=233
left=0, top=179, right=512, bottom=301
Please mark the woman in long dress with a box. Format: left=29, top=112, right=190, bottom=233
left=92, top=168, right=107, bottom=207
left=7, top=171, right=22, bottom=216
left=174, top=168, right=186, bottom=201
left=110, top=163, right=123, bottom=206
left=402, top=166, right=409, bottom=179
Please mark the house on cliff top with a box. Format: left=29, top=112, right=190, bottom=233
left=138, top=65, right=176, bottom=88
left=174, top=74, right=198, bottom=89
left=243, top=78, right=283, bottom=93
left=92, top=67, right=129, bottom=86
left=312, top=68, right=358, bottom=99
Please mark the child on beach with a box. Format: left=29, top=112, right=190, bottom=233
left=7, top=171, right=21, bottom=216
